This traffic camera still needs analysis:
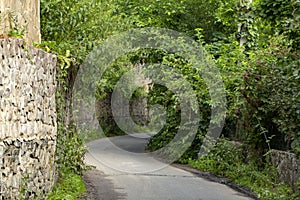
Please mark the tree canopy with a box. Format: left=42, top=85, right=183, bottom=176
left=40, top=0, right=300, bottom=198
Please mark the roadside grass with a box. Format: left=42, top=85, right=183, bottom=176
left=47, top=170, right=86, bottom=200
left=189, top=159, right=299, bottom=200
left=187, top=138, right=300, bottom=200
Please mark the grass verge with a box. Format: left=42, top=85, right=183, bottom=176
left=47, top=170, right=86, bottom=200
left=187, top=138, right=300, bottom=200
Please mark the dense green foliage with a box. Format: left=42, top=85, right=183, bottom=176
left=144, top=0, right=300, bottom=158
left=40, top=0, right=130, bottom=174
left=189, top=138, right=300, bottom=200
left=40, top=0, right=300, bottom=199
left=144, top=49, right=213, bottom=161
left=240, top=36, right=300, bottom=154
left=258, top=0, right=300, bottom=48
left=41, top=0, right=132, bottom=62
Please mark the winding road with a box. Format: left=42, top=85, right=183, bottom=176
left=84, top=133, right=253, bottom=200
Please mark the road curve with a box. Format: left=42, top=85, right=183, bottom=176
left=85, top=133, right=253, bottom=200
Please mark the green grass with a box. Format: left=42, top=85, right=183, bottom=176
left=47, top=171, right=86, bottom=200
left=187, top=138, right=300, bottom=200
left=189, top=159, right=299, bottom=200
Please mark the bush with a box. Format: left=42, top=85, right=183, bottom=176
left=239, top=35, right=300, bottom=157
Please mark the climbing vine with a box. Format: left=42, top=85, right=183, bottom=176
left=40, top=0, right=300, bottom=198
left=40, top=0, right=134, bottom=174
left=36, top=40, right=87, bottom=174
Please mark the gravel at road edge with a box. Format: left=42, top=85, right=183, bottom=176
left=80, top=169, right=126, bottom=200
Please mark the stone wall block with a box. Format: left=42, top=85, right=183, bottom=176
left=268, top=149, right=300, bottom=191
left=0, top=38, right=57, bottom=199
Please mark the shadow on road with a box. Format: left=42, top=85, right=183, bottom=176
left=81, top=169, right=127, bottom=200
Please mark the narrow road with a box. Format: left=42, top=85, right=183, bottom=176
left=84, top=133, right=253, bottom=200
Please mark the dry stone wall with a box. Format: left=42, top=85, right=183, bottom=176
left=0, top=38, right=57, bottom=199
left=95, top=93, right=149, bottom=135
left=268, top=150, right=300, bottom=191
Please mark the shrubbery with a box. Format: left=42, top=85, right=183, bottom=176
left=239, top=36, right=300, bottom=157
left=40, top=0, right=300, bottom=199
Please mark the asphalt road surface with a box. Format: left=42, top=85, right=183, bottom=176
left=84, top=133, right=253, bottom=200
